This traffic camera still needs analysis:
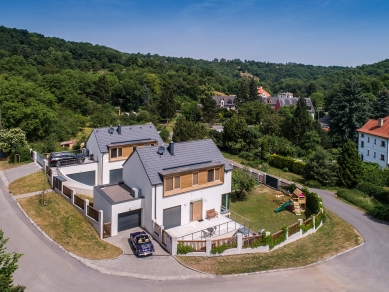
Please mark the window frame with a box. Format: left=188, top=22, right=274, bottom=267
left=111, top=147, right=123, bottom=159
left=207, top=169, right=215, bottom=183
left=193, top=172, right=199, bottom=186
left=381, top=154, right=385, bottom=161
left=381, top=141, right=386, bottom=147
left=361, top=141, right=364, bottom=148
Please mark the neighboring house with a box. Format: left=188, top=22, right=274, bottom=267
left=357, top=117, right=389, bottom=168
left=262, top=96, right=315, bottom=118
left=93, top=139, right=232, bottom=236
left=212, top=95, right=236, bottom=110
left=257, top=86, right=271, bottom=98
left=79, top=124, right=163, bottom=186
left=60, top=140, right=78, bottom=149
left=211, top=125, right=224, bottom=132
left=277, top=92, right=294, bottom=98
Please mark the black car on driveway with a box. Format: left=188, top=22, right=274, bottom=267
left=48, top=152, right=85, bottom=167
left=129, top=231, right=155, bottom=256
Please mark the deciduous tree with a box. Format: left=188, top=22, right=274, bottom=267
left=373, top=88, right=389, bottom=119
left=232, top=168, right=257, bottom=198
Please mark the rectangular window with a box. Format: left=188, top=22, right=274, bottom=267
left=215, top=168, right=220, bottom=180
left=381, top=141, right=386, bottom=147
left=207, top=169, right=215, bottom=182
left=374, top=152, right=376, bottom=158
left=111, top=147, right=122, bottom=158
left=368, top=137, right=370, bottom=142
left=165, top=177, right=173, bottom=191
left=361, top=141, right=364, bottom=148
left=381, top=154, right=385, bottom=161
left=374, top=139, right=377, bottom=144
left=174, top=176, right=180, bottom=189
left=193, top=173, right=198, bottom=185
left=367, top=150, right=369, bottom=156
left=361, top=133, right=364, bottom=138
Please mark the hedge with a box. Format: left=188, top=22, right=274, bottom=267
left=269, top=154, right=306, bottom=175
left=302, top=187, right=323, bottom=215
left=357, top=182, right=389, bottom=204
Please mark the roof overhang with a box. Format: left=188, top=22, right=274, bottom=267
left=159, top=161, right=224, bottom=177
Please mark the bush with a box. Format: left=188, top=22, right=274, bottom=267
left=159, top=128, right=170, bottom=143
left=292, top=161, right=305, bottom=174
left=305, top=180, right=321, bottom=188
left=337, top=189, right=375, bottom=213
left=269, top=154, right=306, bottom=175
left=283, top=167, right=289, bottom=172
left=211, top=242, right=237, bottom=254
left=238, top=151, right=255, bottom=161
left=357, top=182, right=389, bottom=204
left=8, top=146, right=31, bottom=163
left=300, top=218, right=314, bottom=234
left=302, top=187, right=323, bottom=214
left=177, top=243, right=195, bottom=255
left=370, top=204, right=389, bottom=221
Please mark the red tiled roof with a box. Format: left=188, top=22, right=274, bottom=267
left=356, top=117, right=389, bottom=138
left=257, top=86, right=271, bottom=97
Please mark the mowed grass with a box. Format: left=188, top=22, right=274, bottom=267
left=18, top=192, right=122, bottom=260
left=230, top=185, right=304, bottom=233
left=9, top=170, right=51, bottom=195
left=177, top=210, right=362, bottom=275
left=221, top=151, right=306, bottom=185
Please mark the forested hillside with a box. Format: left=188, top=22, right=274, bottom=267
left=1, top=25, right=389, bottom=147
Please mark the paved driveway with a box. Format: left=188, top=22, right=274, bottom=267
left=2, top=163, right=389, bottom=291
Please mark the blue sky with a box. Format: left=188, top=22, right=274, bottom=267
left=1, top=0, right=388, bottom=66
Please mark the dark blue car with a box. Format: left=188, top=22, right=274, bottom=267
left=129, top=231, right=155, bottom=256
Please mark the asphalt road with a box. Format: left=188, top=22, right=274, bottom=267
left=1, top=164, right=389, bottom=292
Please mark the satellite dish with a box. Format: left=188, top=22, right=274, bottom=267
left=157, top=146, right=165, bottom=155
left=108, top=127, right=114, bottom=134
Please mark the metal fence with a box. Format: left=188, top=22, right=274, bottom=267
left=265, top=174, right=278, bottom=189
left=36, top=153, right=45, bottom=166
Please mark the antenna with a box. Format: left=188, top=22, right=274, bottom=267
left=108, top=127, right=114, bottom=135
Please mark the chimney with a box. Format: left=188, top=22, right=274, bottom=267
left=168, top=141, right=175, bottom=155
left=117, top=124, right=122, bottom=134
left=378, top=118, right=384, bottom=127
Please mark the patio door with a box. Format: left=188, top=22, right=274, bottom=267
left=190, top=200, right=202, bottom=221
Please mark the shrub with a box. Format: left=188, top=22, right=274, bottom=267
left=211, top=242, right=237, bottom=254
left=357, top=182, right=389, bottom=204
left=292, top=161, right=305, bottom=174
left=159, top=128, right=170, bottom=143
left=269, top=154, right=306, bottom=175
left=305, top=180, right=321, bottom=188
left=246, top=234, right=268, bottom=248
left=370, top=204, right=389, bottom=221
left=8, top=146, right=31, bottom=163
left=302, top=187, right=323, bottom=215
left=337, top=189, right=375, bottom=213
left=283, top=167, right=289, bottom=172
left=238, top=151, right=254, bottom=161
left=177, top=243, right=195, bottom=255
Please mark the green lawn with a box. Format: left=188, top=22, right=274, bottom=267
left=0, top=160, right=31, bottom=171
left=221, top=151, right=306, bottom=185
left=9, top=170, right=51, bottom=195
left=18, top=192, right=122, bottom=260
left=177, top=210, right=362, bottom=275
left=230, top=185, right=304, bottom=233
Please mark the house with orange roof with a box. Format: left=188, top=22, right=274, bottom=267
left=257, top=86, right=271, bottom=98
left=357, top=117, right=389, bottom=168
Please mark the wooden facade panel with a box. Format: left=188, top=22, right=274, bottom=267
left=122, top=146, right=134, bottom=157
left=220, top=165, right=225, bottom=182
left=181, top=173, right=192, bottom=189
left=109, top=142, right=157, bottom=162
left=199, top=170, right=207, bottom=185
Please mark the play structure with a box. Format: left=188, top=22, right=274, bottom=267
left=275, top=187, right=306, bottom=215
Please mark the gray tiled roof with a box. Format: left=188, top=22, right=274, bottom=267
left=262, top=97, right=315, bottom=113
left=212, top=95, right=236, bottom=106
left=134, top=139, right=233, bottom=185
left=91, top=124, right=163, bottom=153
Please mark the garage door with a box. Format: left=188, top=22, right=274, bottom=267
left=163, top=205, right=181, bottom=230
left=110, top=169, right=123, bottom=184
left=67, top=171, right=95, bottom=186
left=118, top=209, right=141, bottom=232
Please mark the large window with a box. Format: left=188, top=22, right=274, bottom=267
left=381, top=141, right=386, bottom=147
left=111, top=147, right=123, bottom=158
left=361, top=141, right=364, bottom=148
left=207, top=169, right=215, bottom=182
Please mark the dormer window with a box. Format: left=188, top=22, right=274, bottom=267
left=111, top=147, right=123, bottom=158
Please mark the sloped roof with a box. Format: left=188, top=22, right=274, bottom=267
left=264, top=97, right=315, bottom=113
left=133, top=139, right=232, bottom=185
left=257, top=86, right=271, bottom=97
left=212, top=95, right=236, bottom=105
left=91, top=124, right=163, bottom=153
left=357, top=117, right=389, bottom=139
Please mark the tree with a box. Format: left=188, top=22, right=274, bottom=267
left=260, top=113, right=286, bottom=137
left=235, top=78, right=249, bottom=107
left=0, top=230, right=25, bottom=292
left=158, top=83, right=176, bottom=122
left=300, top=131, right=321, bottom=152
left=302, top=147, right=338, bottom=186
left=232, top=168, right=257, bottom=198
left=290, top=97, right=313, bottom=145
left=329, top=77, right=371, bottom=143
left=337, top=139, right=363, bottom=188
left=201, top=95, right=218, bottom=124
left=248, top=78, right=258, bottom=101
left=372, top=88, right=389, bottom=119
left=94, top=74, right=111, bottom=103
left=223, top=114, right=247, bottom=147
left=172, top=117, right=207, bottom=142
left=238, top=101, right=272, bottom=125
left=0, top=128, right=29, bottom=153
left=181, top=101, right=202, bottom=122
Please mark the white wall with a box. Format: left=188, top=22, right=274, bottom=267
left=93, top=188, right=112, bottom=224
left=86, top=132, right=100, bottom=162
left=358, top=133, right=388, bottom=168
left=101, top=155, right=125, bottom=185
left=123, top=152, right=154, bottom=233
left=57, top=168, right=94, bottom=196
left=155, top=171, right=232, bottom=227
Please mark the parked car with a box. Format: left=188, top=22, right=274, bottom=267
left=129, top=231, right=155, bottom=256
left=48, top=152, right=85, bottom=167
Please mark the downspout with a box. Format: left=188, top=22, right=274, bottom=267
left=100, top=153, right=104, bottom=185
left=154, top=185, right=157, bottom=220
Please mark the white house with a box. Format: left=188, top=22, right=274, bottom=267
left=357, top=117, right=389, bottom=168
left=93, top=139, right=233, bottom=237
left=82, top=124, right=163, bottom=185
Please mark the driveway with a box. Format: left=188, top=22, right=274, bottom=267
left=2, top=162, right=389, bottom=291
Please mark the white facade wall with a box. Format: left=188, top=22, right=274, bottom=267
left=86, top=132, right=100, bottom=162
left=111, top=199, right=144, bottom=236
left=358, top=132, right=389, bottom=168
left=101, top=154, right=125, bottom=185
left=122, top=153, right=154, bottom=233
left=93, top=189, right=112, bottom=225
